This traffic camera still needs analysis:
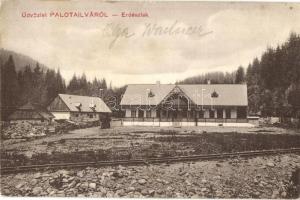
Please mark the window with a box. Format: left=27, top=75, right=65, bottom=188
left=225, top=109, right=231, bottom=119
left=217, top=109, right=223, bottom=119
left=138, top=110, right=144, bottom=118
left=131, top=110, right=136, bottom=118
left=89, top=114, right=93, bottom=118
left=146, top=110, right=151, bottom=118
left=237, top=107, right=247, bottom=119
left=75, top=114, right=79, bottom=117
left=162, top=110, right=167, bottom=118
left=198, top=110, right=204, bottom=118
left=209, top=109, right=215, bottom=118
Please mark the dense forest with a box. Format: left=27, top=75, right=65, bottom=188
left=179, top=32, right=300, bottom=118
left=1, top=32, right=300, bottom=120
left=0, top=55, right=126, bottom=120
left=177, top=66, right=245, bottom=85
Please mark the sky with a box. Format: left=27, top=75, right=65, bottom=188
left=1, top=0, right=300, bottom=87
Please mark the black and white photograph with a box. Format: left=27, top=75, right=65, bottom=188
left=0, top=0, right=300, bottom=198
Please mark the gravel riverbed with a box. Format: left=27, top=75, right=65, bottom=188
left=1, top=154, right=299, bottom=198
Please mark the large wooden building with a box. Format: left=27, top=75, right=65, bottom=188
left=47, top=94, right=111, bottom=122
left=120, top=83, right=249, bottom=126
left=7, top=102, right=54, bottom=124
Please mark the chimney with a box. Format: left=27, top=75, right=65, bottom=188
left=156, top=81, right=160, bottom=87
left=207, top=80, right=211, bottom=85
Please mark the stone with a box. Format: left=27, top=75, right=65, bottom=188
left=148, top=189, right=155, bottom=196
left=281, top=191, right=287, bottom=198
left=15, top=182, right=25, bottom=189
left=42, top=173, right=51, bottom=177
left=185, top=180, right=192, bottom=186
left=252, top=191, right=260, bottom=198
left=15, top=174, right=25, bottom=179
left=156, top=178, right=163, bottom=183
left=106, top=191, right=114, bottom=198
left=99, top=187, right=107, bottom=195
left=141, top=189, right=148, bottom=196
left=112, top=171, right=123, bottom=178
left=77, top=171, right=84, bottom=178
left=179, top=171, right=186, bottom=176
left=49, top=191, right=56, bottom=196
left=272, top=190, right=280, bottom=198
left=216, top=163, right=222, bottom=167
left=138, top=179, right=147, bottom=185
left=166, top=186, right=173, bottom=192
left=2, top=189, right=11, bottom=195
left=75, top=183, right=81, bottom=188
left=31, top=179, right=38, bottom=186
left=62, top=178, right=69, bottom=183
left=32, top=187, right=43, bottom=196
left=89, top=183, right=96, bottom=190
left=156, top=189, right=164, bottom=194
left=80, top=182, right=89, bottom=189
left=201, top=179, right=208, bottom=184
left=68, top=180, right=77, bottom=188
left=46, top=187, right=53, bottom=194
left=91, top=192, right=102, bottom=197
left=116, top=189, right=125, bottom=196
left=33, top=172, right=41, bottom=179
left=58, top=169, right=70, bottom=176
left=127, top=186, right=135, bottom=192
left=266, top=162, right=275, bottom=167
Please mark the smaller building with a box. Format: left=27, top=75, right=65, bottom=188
left=7, top=102, right=54, bottom=123
left=47, top=94, right=111, bottom=122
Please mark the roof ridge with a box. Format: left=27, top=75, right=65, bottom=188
left=127, top=83, right=174, bottom=85
left=59, top=94, right=101, bottom=98
left=126, top=84, right=247, bottom=86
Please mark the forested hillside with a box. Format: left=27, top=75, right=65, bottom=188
left=0, top=49, right=47, bottom=72
left=0, top=51, right=125, bottom=120
left=246, top=33, right=300, bottom=117
left=177, top=66, right=245, bottom=85
left=179, top=32, right=300, bottom=118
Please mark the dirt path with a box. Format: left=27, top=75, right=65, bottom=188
left=2, top=126, right=299, bottom=151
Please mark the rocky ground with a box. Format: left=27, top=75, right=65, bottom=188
left=1, top=121, right=47, bottom=139
left=1, top=154, right=299, bottom=198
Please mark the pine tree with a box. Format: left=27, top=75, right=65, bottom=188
left=235, top=66, right=245, bottom=84
left=0, top=55, right=20, bottom=119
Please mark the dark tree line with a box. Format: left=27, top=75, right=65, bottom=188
left=178, top=32, right=300, bottom=120
left=65, top=73, right=127, bottom=115
left=0, top=55, right=67, bottom=119
left=178, top=66, right=245, bottom=85
left=246, top=32, right=300, bottom=118
left=67, top=73, right=108, bottom=96
left=0, top=55, right=124, bottom=119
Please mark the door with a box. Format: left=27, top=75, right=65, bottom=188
left=217, top=109, right=223, bottom=119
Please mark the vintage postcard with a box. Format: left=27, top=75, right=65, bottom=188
left=0, top=0, right=300, bottom=198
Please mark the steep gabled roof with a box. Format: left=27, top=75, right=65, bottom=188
left=120, top=84, right=175, bottom=106
left=179, top=84, right=248, bottom=106
left=120, top=84, right=248, bottom=106
left=58, top=94, right=111, bottom=113
left=8, top=102, right=54, bottom=120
